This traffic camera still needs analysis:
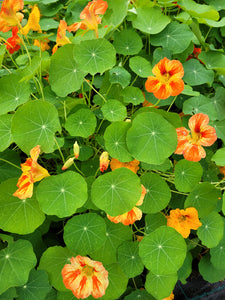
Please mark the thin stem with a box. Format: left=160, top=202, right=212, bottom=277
left=130, top=75, right=138, bottom=86
left=0, top=158, right=21, bottom=170
left=54, top=137, right=65, bottom=163
left=84, top=78, right=107, bottom=103
left=167, top=95, right=177, bottom=112
left=34, top=76, right=45, bottom=100
left=132, top=278, right=137, bottom=289
left=171, top=190, right=188, bottom=196
left=152, top=98, right=161, bottom=107
left=72, top=161, right=85, bottom=176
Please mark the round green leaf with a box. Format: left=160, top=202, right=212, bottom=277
left=129, top=56, right=152, bottom=78
left=178, top=0, right=219, bottom=20
left=0, top=114, right=13, bottom=152
left=0, top=239, right=37, bottom=294
left=145, top=213, right=167, bottom=234
left=0, top=178, right=45, bottom=234
left=101, top=100, right=127, bottom=122
left=65, top=108, right=96, bottom=138
left=49, top=44, right=86, bottom=97
left=38, top=246, right=75, bottom=291
left=184, top=182, right=221, bottom=217
left=75, top=39, right=116, bottom=75
left=36, top=171, right=87, bottom=218
left=103, top=0, right=129, bottom=27
left=183, top=59, right=214, bottom=86
left=212, top=148, right=225, bottom=166
left=0, top=73, right=31, bottom=114
left=121, top=86, right=145, bottom=105
left=177, top=251, right=192, bottom=284
left=109, top=67, right=131, bottom=88
left=151, top=22, right=194, bottom=54
left=197, top=211, right=224, bottom=248
left=140, top=173, right=171, bottom=214
left=198, top=51, right=225, bottom=75
left=91, top=168, right=142, bottom=216
left=90, top=218, right=132, bottom=265
left=139, top=226, right=187, bottom=275
left=117, top=241, right=144, bottom=278
left=132, top=7, right=170, bottom=34
left=199, top=253, right=225, bottom=283
left=145, top=271, right=177, bottom=300
left=63, top=213, right=107, bottom=255
left=126, top=112, right=177, bottom=165
left=213, top=120, right=225, bottom=141
left=16, top=269, right=51, bottom=300
left=174, top=159, right=203, bottom=193
left=11, top=100, right=61, bottom=154
left=113, top=30, right=143, bottom=55
left=102, top=263, right=128, bottom=300
left=104, top=121, right=133, bottom=162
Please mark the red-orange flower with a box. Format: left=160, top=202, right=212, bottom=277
left=110, top=158, right=140, bottom=174
left=52, top=20, right=71, bottom=54
left=175, top=113, right=217, bottom=162
left=5, top=26, right=21, bottom=54
left=62, top=255, right=109, bottom=299
left=167, top=207, right=202, bottom=238
left=67, top=0, right=108, bottom=38
left=13, top=145, right=50, bottom=200
left=186, top=45, right=202, bottom=61
left=107, top=185, right=147, bottom=226
left=0, top=0, right=24, bottom=32
left=99, top=151, right=109, bottom=172
left=145, top=57, right=184, bottom=100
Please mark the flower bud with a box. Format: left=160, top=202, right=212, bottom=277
left=73, top=141, right=79, bottom=159
left=62, top=157, right=75, bottom=170
left=99, top=151, right=109, bottom=172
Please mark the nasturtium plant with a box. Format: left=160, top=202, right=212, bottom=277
left=1, top=0, right=225, bottom=298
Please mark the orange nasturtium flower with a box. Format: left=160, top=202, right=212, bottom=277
left=107, top=185, right=147, bottom=226
left=5, top=26, right=21, bottom=54
left=110, top=158, right=140, bottom=174
left=167, top=207, right=202, bottom=238
left=21, top=4, right=41, bottom=35
left=175, top=113, right=217, bottom=162
left=99, top=151, right=110, bottom=172
left=0, top=0, right=24, bottom=32
left=145, top=57, right=184, bottom=100
left=52, top=20, right=71, bottom=54
left=67, top=0, right=108, bottom=38
left=62, top=255, right=109, bottom=299
left=13, top=145, right=50, bottom=200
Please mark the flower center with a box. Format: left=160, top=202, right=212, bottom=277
left=160, top=72, right=170, bottom=84
left=178, top=215, right=186, bottom=222
left=82, top=265, right=94, bottom=277
left=191, top=130, right=202, bottom=143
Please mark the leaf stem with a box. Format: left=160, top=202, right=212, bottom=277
left=0, top=158, right=21, bottom=170
left=84, top=78, right=107, bottom=103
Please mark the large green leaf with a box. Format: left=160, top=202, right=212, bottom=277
left=0, top=150, right=21, bottom=183
left=75, top=39, right=116, bottom=75
left=132, top=6, right=170, bottom=34
left=126, top=112, right=177, bottom=165
left=199, top=253, right=225, bottom=283
left=151, top=22, right=194, bottom=54
left=0, top=73, right=30, bottom=115
left=0, top=114, right=13, bottom=152
left=0, top=287, right=17, bottom=300
left=49, top=44, right=86, bottom=97
left=0, top=178, right=45, bottom=234
left=113, top=30, right=143, bottom=55
left=145, top=213, right=167, bottom=234
left=139, top=226, right=187, bottom=275
left=16, top=269, right=51, bottom=300
left=211, top=148, right=225, bottom=166
left=109, top=67, right=131, bottom=88
left=104, top=0, right=129, bottom=27
left=140, top=173, right=171, bottom=213
left=124, top=290, right=155, bottom=300
left=0, top=239, right=37, bottom=294
left=11, top=100, right=61, bottom=154
left=63, top=213, right=107, bottom=255
left=91, top=168, right=142, bottom=216
left=36, top=171, right=87, bottom=218
left=184, top=182, right=221, bottom=217
left=174, top=159, right=203, bottom=192
left=198, top=51, right=225, bottom=75
left=177, top=252, right=192, bottom=284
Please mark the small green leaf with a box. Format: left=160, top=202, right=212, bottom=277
left=91, top=168, right=142, bottom=216
left=197, top=211, right=224, bottom=248
left=64, top=213, right=107, bottom=255
left=36, top=171, right=87, bottom=218
left=101, top=100, right=127, bottom=122
left=132, top=6, right=170, bottom=34
left=174, top=159, right=203, bottom=193
left=211, top=87, right=225, bottom=121
left=145, top=213, right=167, bottom=234
left=117, top=241, right=144, bottom=278
left=212, top=148, right=225, bottom=166
left=65, top=108, right=97, bottom=138
left=139, top=226, right=187, bottom=275
left=20, top=56, right=41, bottom=82
left=0, top=114, right=13, bottom=152
left=109, top=67, right=131, bottom=88
left=121, top=86, right=145, bottom=105
left=198, top=51, right=225, bottom=75
left=200, top=253, right=225, bottom=283
left=129, top=56, right=152, bottom=78
left=113, top=30, right=143, bottom=55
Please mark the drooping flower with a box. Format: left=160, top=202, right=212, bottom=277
left=110, top=158, right=140, bottom=174
left=5, top=26, right=21, bottom=54
left=52, top=20, right=71, bottom=54
left=62, top=255, right=109, bottom=299
left=145, top=57, right=184, bottom=100
left=67, top=0, right=108, bottom=38
left=0, top=0, right=24, bottom=32
left=99, top=151, right=109, bottom=172
left=107, top=185, right=147, bottom=226
left=21, top=4, right=42, bottom=35
left=175, top=113, right=217, bottom=162
left=33, top=37, right=50, bottom=51
left=167, top=207, right=202, bottom=238
left=13, top=145, right=50, bottom=200
left=62, top=141, right=80, bottom=170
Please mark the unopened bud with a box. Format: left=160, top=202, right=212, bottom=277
left=73, top=141, right=79, bottom=159
left=99, top=151, right=110, bottom=172
left=62, top=157, right=75, bottom=170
